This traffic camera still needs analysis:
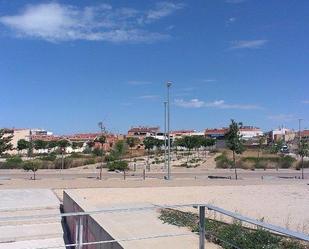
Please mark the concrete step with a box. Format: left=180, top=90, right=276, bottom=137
left=0, top=237, right=66, bottom=249
left=0, top=223, right=63, bottom=243
left=0, top=208, right=61, bottom=227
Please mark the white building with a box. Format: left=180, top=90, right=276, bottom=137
left=239, top=126, right=263, bottom=140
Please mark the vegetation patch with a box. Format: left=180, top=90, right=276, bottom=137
left=215, top=153, right=233, bottom=169
left=159, top=209, right=308, bottom=249
left=107, top=160, right=128, bottom=171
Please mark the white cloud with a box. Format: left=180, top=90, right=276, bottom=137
left=0, top=2, right=183, bottom=43
left=174, top=99, right=260, bottom=110
left=201, top=79, right=217, bottom=83
left=268, top=114, right=295, bottom=122
left=138, top=95, right=160, bottom=100
left=302, top=100, right=309, bottom=104
left=145, top=2, right=184, bottom=23
left=174, top=99, right=205, bottom=108
left=227, top=17, right=236, bottom=25
left=230, top=40, right=268, bottom=49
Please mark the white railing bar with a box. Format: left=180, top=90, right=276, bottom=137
left=0, top=203, right=308, bottom=242
left=33, top=232, right=194, bottom=249
left=0, top=203, right=197, bottom=221
left=206, top=204, right=309, bottom=242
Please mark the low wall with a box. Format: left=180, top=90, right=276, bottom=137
left=63, top=191, right=123, bottom=249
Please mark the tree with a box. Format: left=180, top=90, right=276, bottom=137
left=0, top=129, right=13, bottom=156
left=72, top=141, right=84, bottom=149
left=257, top=135, right=266, bottom=159
left=181, top=136, right=196, bottom=163
left=225, top=120, right=245, bottom=180
left=23, top=160, right=40, bottom=180
left=143, top=137, right=157, bottom=169
left=270, top=139, right=284, bottom=154
left=154, top=138, right=164, bottom=155
left=200, top=137, right=216, bottom=158
left=298, top=139, right=309, bottom=179
left=17, top=139, right=30, bottom=154
left=95, top=135, right=106, bottom=180
left=126, top=137, right=140, bottom=169
left=86, top=140, right=95, bottom=149
left=57, top=139, right=71, bottom=170
left=57, top=139, right=71, bottom=152
left=34, top=140, right=48, bottom=151
left=47, top=140, right=58, bottom=151
left=112, top=140, right=127, bottom=160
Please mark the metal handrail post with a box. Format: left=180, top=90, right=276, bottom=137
left=75, top=217, right=79, bottom=249
left=78, top=216, right=83, bottom=249
left=199, top=205, right=206, bottom=249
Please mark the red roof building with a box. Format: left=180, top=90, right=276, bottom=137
left=204, top=128, right=228, bottom=138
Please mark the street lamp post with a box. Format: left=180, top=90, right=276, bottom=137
left=98, top=122, right=105, bottom=180
left=167, top=81, right=172, bottom=180
left=164, top=101, right=167, bottom=171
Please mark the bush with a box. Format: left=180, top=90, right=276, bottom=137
left=296, top=160, right=309, bottom=170
left=92, top=147, right=104, bottom=157
left=159, top=209, right=307, bottom=249
left=84, top=158, right=96, bottom=165
left=215, top=153, right=233, bottom=169
left=69, top=152, right=85, bottom=158
left=40, top=153, right=57, bottom=161
left=54, top=158, right=74, bottom=169
left=189, top=158, right=202, bottom=163
left=107, top=160, right=128, bottom=171
left=1, top=156, right=23, bottom=169
left=254, top=160, right=268, bottom=170
left=279, top=156, right=296, bottom=169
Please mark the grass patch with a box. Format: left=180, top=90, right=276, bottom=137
left=159, top=209, right=308, bottom=249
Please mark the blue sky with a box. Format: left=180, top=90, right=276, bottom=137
left=0, top=0, right=308, bottom=134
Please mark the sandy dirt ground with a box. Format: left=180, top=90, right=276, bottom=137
left=63, top=183, right=309, bottom=234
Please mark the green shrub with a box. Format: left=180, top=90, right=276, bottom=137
left=279, top=156, right=296, bottom=169
left=107, top=160, right=128, bottom=171
left=6, top=155, right=23, bottom=164
left=1, top=156, right=23, bottom=169
left=254, top=160, right=268, bottom=169
left=54, top=158, right=74, bottom=169
left=215, top=153, right=233, bottom=169
left=159, top=209, right=307, bottom=249
left=40, top=153, right=57, bottom=161
left=83, top=147, right=92, bottom=154
left=84, top=158, right=96, bottom=165
left=296, top=160, right=309, bottom=170
left=92, top=147, right=104, bottom=157
left=69, top=152, right=85, bottom=158
left=189, top=158, right=202, bottom=163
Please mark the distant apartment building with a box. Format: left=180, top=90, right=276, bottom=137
left=239, top=126, right=263, bottom=140
left=170, top=130, right=196, bottom=140
left=1, top=128, right=53, bottom=154
left=64, top=133, right=119, bottom=152
left=270, top=127, right=295, bottom=142
left=300, top=130, right=309, bottom=142
left=205, top=126, right=263, bottom=141
left=127, top=126, right=160, bottom=139
left=204, top=128, right=228, bottom=139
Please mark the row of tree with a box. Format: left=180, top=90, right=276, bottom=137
left=16, top=139, right=84, bottom=153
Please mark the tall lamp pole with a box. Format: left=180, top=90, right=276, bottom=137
left=98, top=122, right=105, bottom=180
left=298, top=119, right=303, bottom=146
left=167, top=81, right=172, bottom=180
left=164, top=101, right=167, bottom=171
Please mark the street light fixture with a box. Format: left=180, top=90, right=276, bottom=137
left=164, top=101, right=167, bottom=171
left=166, top=81, right=172, bottom=180
left=98, top=121, right=106, bottom=180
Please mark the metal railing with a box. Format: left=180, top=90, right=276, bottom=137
left=1, top=203, right=308, bottom=249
